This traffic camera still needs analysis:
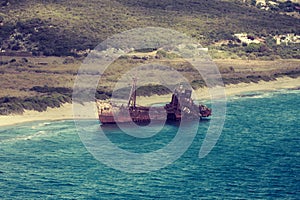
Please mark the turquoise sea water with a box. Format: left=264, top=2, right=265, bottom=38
left=0, top=90, right=299, bottom=199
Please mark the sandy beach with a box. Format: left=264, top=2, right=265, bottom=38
left=138, top=76, right=300, bottom=105
left=0, top=76, right=299, bottom=127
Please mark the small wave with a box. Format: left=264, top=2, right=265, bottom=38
left=238, top=93, right=262, bottom=98
left=31, top=122, right=52, bottom=129
left=0, top=131, right=47, bottom=143
left=24, top=131, right=47, bottom=140
left=234, top=89, right=300, bottom=100
left=284, top=88, right=300, bottom=94
left=38, top=122, right=51, bottom=127
left=239, top=92, right=273, bottom=99
left=287, top=87, right=300, bottom=91
left=230, top=91, right=278, bottom=101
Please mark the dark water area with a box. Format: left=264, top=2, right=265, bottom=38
left=0, top=90, right=299, bottom=199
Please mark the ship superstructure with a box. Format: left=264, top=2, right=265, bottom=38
left=97, top=79, right=211, bottom=124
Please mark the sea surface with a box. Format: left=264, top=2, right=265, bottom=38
left=0, top=89, right=299, bottom=199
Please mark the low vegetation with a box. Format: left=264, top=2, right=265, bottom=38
left=212, top=39, right=300, bottom=60
left=0, top=93, right=71, bottom=115
left=0, top=0, right=299, bottom=57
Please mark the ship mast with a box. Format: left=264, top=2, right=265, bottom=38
left=128, top=77, right=137, bottom=108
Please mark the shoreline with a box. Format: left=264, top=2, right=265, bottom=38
left=0, top=76, right=299, bottom=127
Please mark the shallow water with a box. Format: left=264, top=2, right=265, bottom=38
left=0, top=90, right=299, bottom=199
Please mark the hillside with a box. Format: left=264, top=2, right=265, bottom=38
left=0, top=0, right=299, bottom=115
left=0, top=0, right=299, bottom=56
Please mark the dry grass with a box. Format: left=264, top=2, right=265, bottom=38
left=0, top=54, right=299, bottom=98
left=215, top=59, right=300, bottom=72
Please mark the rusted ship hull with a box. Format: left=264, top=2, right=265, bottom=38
left=98, top=107, right=167, bottom=124
left=98, top=114, right=115, bottom=124
left=98, top=105, right=211, bottom=124
left=97, top=79, right=211, bottom=125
